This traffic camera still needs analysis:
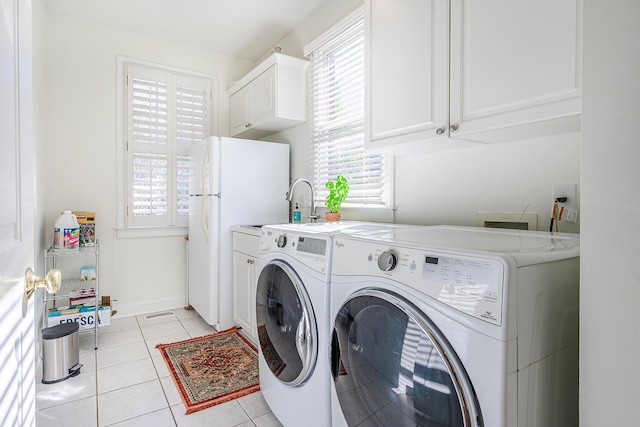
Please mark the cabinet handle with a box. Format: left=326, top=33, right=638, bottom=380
left=449, top=124, right=459, bottom=132
left=436, top=127, right=445, bottom=135
left=245, top=123, right=251, bottom=128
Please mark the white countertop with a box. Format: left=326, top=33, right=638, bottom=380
left=230, top=225, right=263, bottom=237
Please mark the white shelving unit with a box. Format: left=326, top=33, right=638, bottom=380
left=43, top=240, right=101, bottom=349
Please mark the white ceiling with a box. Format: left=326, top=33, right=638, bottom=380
left=43, top=0, right=330, bottom=61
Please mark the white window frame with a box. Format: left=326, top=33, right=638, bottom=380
left=304, top=7, right=394, bottom=222
left=116, top=56, right=218, bottom=238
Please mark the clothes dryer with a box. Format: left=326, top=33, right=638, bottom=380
left=329, top=225, right=580, bottom=427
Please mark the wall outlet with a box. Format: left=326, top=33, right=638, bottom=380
left=552, top=184, right=577, bottom=211
left=552, top=184, right=578, bottom=223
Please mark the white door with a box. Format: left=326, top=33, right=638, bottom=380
left=0, top=0, right=37, bottom=425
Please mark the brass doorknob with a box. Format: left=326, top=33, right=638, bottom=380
left=25, top=268, right=61, bottom=300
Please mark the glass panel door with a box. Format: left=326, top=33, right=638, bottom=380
left=331, top=289, right=483, bottom=427
left=256, top=260, right=318, bottom=386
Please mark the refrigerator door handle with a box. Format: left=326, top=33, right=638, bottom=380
left=189, top=193, right=219, bottom=197
left=202, top=145, right=210, bottom=241
left=202, top=196, right=209, bottom=242
left=200, top=145, right=221, bottom=242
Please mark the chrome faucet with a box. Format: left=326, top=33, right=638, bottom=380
left=286, top=178, right=318, bottom=223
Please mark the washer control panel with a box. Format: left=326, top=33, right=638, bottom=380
left=333, top=237, right=506, bottom=326
left=261, top=228, right=331, bottom=274
left=276, top=234, right=287, bottom=248
left=377, top=250, right=397, bottom=272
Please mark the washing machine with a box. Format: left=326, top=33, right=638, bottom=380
left=329, top=225, right=580, bottom=427
left=256, top=222, right=389, bottom=426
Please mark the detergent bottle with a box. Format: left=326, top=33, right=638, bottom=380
left=53, top=211, right=80, bottom=251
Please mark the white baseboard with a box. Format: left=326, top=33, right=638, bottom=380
left=113, top=295, right=188, bottom=318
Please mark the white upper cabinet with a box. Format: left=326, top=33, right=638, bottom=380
left=365, top=0, right=582, bottom=153
left=365, top=0, right=464, bottom=153
left=227, top=53, right=308, bottom=139
left=449, top=0, right=582, bottom=143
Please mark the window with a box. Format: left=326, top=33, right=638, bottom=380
left=305, top=8, right=392, bottom=213
left=117, top=58, right=215, bottom=235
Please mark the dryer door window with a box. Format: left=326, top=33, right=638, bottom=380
left=256, top=260, right=318, bottom=386
left=331, top=289, right=483, bottom=427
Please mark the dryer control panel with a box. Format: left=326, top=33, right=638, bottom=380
left=332, top=237, right=506, bottom=326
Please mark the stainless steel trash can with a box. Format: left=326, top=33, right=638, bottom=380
left=42, top=322, right=82, bottom=384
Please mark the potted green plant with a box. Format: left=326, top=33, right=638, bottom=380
left=325, top=175, right=349, bottom=222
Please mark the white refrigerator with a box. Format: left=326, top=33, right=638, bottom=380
left=188, top=136, right=289, bottom=329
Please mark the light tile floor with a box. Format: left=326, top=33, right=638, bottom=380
left=36, top=308, right=284, bottom=427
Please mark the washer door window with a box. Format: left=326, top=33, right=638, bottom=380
left=256, top=260, right=318, bottom=386
left=331, top=289, right=483, bottom=427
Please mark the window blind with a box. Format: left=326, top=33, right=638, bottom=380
left=127, top=65, right=210, bottom=227
left=307, top=17, right=389, bottom=207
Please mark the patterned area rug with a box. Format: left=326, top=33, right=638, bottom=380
left=156, top=327, right=260, bottom=414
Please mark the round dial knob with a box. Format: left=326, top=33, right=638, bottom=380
left=377, top=251, right=397, bottom=272
left=276, top=235, right=287, bottom=248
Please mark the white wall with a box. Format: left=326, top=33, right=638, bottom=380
left=263, top=124, right=311, bottom=216
left=253, top=0, right=364, bottom=65
left=34, top=10, right=252, bottom=316
left=394, top=132, right=580, bottom=232
left=581, top=1, right=640, bottom=424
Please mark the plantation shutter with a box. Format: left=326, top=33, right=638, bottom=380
left=175, top=76, right=210, bottom=219
left=128, top=66, right=169, bottom=227
left=127, top=65, right=210, bottom=227
left=306, top=17, right=389, bottom=207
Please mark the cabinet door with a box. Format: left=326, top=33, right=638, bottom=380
left=250, top=65, right=277, bottom=126
left=232, top=251, right=258, bottom=343
left=229, top=85, right=250, bottom=136
left=232, top=251, right=251, bottom=332
left=449, top=0, right=582, bottom=142
left=246, top=255, right=258, bottom=341
left=365, top=0, right=450, bottom=151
